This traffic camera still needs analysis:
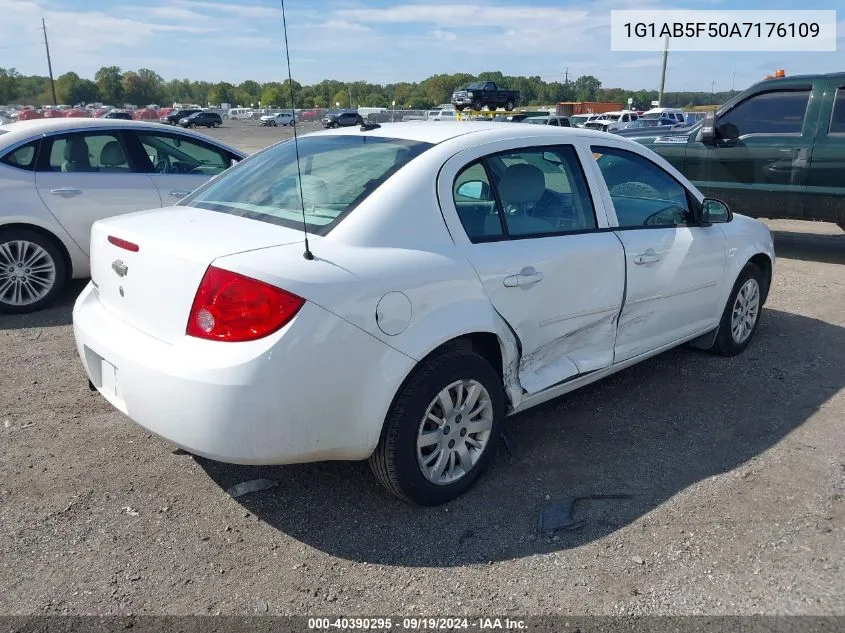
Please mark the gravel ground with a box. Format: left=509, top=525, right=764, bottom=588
left=0, top=120, right=843, bottom=617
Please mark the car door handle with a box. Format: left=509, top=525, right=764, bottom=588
left=50, top=188, right=82, bottom=197
left=168, top=190, right=192, bottom=198
left=504, top=271, right=544, bottom=287
left=633, top=251, right=662, bottom=265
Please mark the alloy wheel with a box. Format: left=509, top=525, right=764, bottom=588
left=0, top=240, right=57, bottom=306
left=731, top=278, right=760, bottom=344
left=416, top=379, right=494, bottom=485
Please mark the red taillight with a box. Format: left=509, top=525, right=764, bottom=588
left=186, top=266, right=304, bottom=342
left=108, top=235, right=139, bottom=252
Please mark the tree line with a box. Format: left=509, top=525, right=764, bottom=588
left=1, top=67, right=739, bottom=111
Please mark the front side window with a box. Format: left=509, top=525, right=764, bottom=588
left=592, top=146, right=694, bottom=228
left=47, top=133, right=130, bottom=173
left=183, top=135, right=432, bottom=236
left=719, top=89, right=810, bottom=136
left=137, top=133, right=231, bottom=176
left=1, top=140, right=39, bottom=171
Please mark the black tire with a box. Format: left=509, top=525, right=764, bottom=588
left=472, top=100, right=483, bottom=111
left=709, top=263, right=764, bottom=356
left=270, top=120, right=276, bottom=127
left=212, top=121, right=220, bottom=128
left=505, top=100, right=514, bottom=111
left=0, top=228, right=67, bottom=314
left=455, top=105, right=465, bottom=112
left=369, top=348, right=505, bottom=506
left=188, top=122, right=195, bottom=128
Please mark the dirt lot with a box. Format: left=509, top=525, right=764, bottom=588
left=0, top=119, right=843, bottom=617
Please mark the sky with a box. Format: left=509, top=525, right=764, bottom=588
left=1, top=0, right=843, bottom=93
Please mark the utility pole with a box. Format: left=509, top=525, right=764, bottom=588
left=41, top=18, right=57, bottom=106
left=657, top=35, right=668, bottom=107
left=348, top=85, right=353, bottom=109
left=564, top=67, right=569, bottom=85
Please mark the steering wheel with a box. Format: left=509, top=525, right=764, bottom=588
left=609, top=181, right=661, bottom=199
left=154, top=159, right=171, bottom=174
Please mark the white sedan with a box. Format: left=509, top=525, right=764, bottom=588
left=0, top=118, right=245, bottom=313
left=72, top=122, right=775, bottom=505
left=260, top=112, right=295, bottom=126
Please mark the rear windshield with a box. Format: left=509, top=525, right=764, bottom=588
left=183, top=135, right=433, bottom=235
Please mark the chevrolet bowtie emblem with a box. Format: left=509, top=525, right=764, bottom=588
left=112, top=260, right=128, bottom=277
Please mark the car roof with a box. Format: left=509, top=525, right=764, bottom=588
left=313, top=120, right=619, bottom=145
left=0, top=117, right=245, bottom=156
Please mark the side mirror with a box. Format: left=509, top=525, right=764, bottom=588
left=701, top=198, right=732, bottom=225
left=716, top=122, right=740, bottom=141
left=456, top=180, right=485, bottom=200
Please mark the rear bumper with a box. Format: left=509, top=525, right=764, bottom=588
left=72, top=283, right=415, bottom=465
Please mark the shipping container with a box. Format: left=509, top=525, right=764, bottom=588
left=555, top=101, right=624, bottom=116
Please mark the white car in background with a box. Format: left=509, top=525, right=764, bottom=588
left=72, top=122, right=774, bottom=506
left=260, top=112, right=295, bottom=127
left=569, top=113, right=601, bottom=128
left=0, top=118, right=245, bottom=313
left=585, top=110, right=639, bottom=132
left=430, top=109, right=457, bottom=121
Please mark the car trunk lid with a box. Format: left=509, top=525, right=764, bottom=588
left=89, top=206, right=304, bottom=344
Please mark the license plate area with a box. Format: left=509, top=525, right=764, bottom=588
left=84, top=346, right=127, bottom=413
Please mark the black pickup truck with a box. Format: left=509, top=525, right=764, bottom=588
left=451, top=82, right=520, bottom=112
left=635, top=72, right=845, bottom=230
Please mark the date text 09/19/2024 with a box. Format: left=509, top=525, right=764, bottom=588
left=307, top=617, right=527, bottom=630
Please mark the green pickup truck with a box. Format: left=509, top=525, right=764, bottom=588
left=635, top=72, right=845, bottom=230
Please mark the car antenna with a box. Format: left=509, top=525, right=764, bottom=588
left=280, top=0, right=313, bottom=260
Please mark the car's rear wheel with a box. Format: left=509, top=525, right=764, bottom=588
left=0, top=229, right=66, bottom=314
left=369, top=347, right=504, bottom=505
left=212, top=121, right=220, bottom=128
left=505, top=100, right=514, bottom=111
left=710, top=262, right=764, bottom=356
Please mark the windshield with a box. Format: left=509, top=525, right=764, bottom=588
left=182, top=135, right=433, bottom=236
left=525, top=118, right=548, bottom=125
left=466, top=82, right=486, bottom=90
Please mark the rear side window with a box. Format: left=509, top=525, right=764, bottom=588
left=1, top=140, right=39, bottom=171
left=47, top=133, right=130, bottom=172
left=183, top=135, right=433, bottom=236
left=719, top=90, right=810, bottom=135
left=830, top=88, right=845, bottom=134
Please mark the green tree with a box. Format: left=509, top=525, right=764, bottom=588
left=261, top=82, right=285, bottom=107
left=95, top=66, right=123, bottom=105
left=0, top=68, right=21, bottom=104
left=208, top=81, right=236, bottom=106
left=573, top=74, right=601, bottom=101
left=55, top=72, right=98, bottom=104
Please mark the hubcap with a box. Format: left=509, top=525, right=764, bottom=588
left=0, top=240, right=56, bottom=306
left=416, top=379, right=494, bottom=485
left=730, top=278, right=760, bottom=344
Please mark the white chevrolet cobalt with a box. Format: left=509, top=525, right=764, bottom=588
left=72, top=122, right=775, bottom=505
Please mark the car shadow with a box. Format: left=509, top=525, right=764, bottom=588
left=0, top=279, right=86, bottom=330
left=197, top=308, right=845, bottom=567
left=773, top=229, right=844, bottom=265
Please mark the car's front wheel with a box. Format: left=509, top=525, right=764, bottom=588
left=369, top=347, right=504, bottom=505
left=0, top=229, right=66, bottom=314
left=710, top=262, right=764, bottom=356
